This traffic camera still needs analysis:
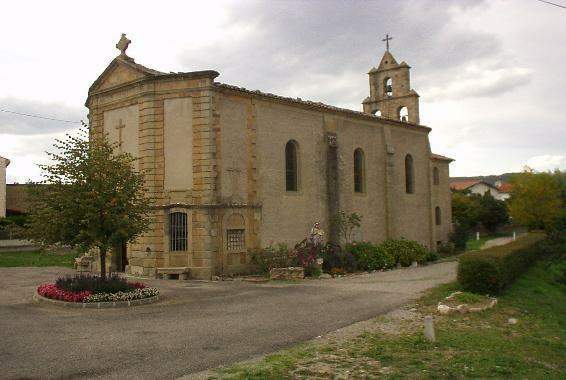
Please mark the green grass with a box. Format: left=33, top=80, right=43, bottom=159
left=0, top=250, right=78, bottom=268
left=214, top=255, right=566, bottom=379
left=466, top=232, right=512, bottom=251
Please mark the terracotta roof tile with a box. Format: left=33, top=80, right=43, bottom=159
left=430, top=153, right=454, bottom=162
left=497, top=183, right=513, bottom=193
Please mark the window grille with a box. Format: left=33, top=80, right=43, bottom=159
left=169, top=212, right=188, bottom=251
left=227, top=229, right=245, bottom=252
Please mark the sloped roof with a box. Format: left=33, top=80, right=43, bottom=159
left=450, top=180, right=498, bottom=191
left=430, top=153, right=454, bottom=162
left=214, top=83, right=431, bottom=130
left=497, top=183, right=513, bottom=193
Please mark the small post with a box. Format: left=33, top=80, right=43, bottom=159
left=476, top=231, right=480, bottom=241
left=513, top=231, right=516, bottom=241
left=424, top=315, right=436, bottom=342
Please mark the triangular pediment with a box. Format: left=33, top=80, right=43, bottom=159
left=377, top=51, right=399, bottom=71
left=89, top=57, right=163, bottom=93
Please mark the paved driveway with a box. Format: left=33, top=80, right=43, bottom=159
left=0, top=262, right=456, bottom=379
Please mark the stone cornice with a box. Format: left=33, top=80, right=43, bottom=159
left=215, top=83, right=431, bottom=134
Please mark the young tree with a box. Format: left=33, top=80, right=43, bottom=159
left=508, top=168, right=562, bottom=231
left=28, top=128, right=151, bottom=278
left=332, top=211, right=362, bottom=244
left=478, top=192, right=509, bottom=232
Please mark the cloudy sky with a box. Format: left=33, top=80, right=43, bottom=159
left=1, top=0, right=565, bottom=183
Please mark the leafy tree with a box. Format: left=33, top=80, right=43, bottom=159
left=478, top=192, right=509, bottom=232
left=333, top=211, right=362, bottom=244
left=508, top=168, right=563, bottom=232
left=451, top=190, right=481, bottom=229
left=28, top=128, right=151, bottom=278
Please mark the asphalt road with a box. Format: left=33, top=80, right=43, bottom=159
left=0, top=262, right=456, bottom=379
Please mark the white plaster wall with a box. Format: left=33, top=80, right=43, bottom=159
left=469, top=183, right=500, bottom=198
left=164, top=98, right=193, bottom=191
left=103, top=105, right=140, bottom=169
left=0, top=157, right=7, bottom=218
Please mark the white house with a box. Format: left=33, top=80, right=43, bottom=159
left=450, top=179, right=510, bottom=201
left=0, top=156, right=9, bottom=218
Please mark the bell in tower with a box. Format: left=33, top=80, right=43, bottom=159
left=362, top=35, right=420, bottom=124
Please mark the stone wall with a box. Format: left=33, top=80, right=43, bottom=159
left=0, top=158, right=7, bottom=218
left=216, top=87, right=446, bottom=250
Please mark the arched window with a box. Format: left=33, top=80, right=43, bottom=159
left=371, top=109, right=382, bottom=117
left=435, top=207, right=442, bottom=225
left=405, top=154, right=414, bottom=194
left=354, top=148, right=365, bottom=193
left=384, top=77, right=393, bottom=96
left=399, top=106, right=409, bottom=122
left=169, top=212, right=188, bottom=251
left=285, top=140, right=298, bottom=191
left=433, top=167, right=440, bottom=185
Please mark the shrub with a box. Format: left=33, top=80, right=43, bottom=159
left=424, top=250, right=440, bottom=262
left=380, top=239, right=428, bottom=266
left=450, top=222, right=470, bottom=252
left=457, top=233, right=546, bottom=294
left=249, top=244, right=297, bottom=274
left=321, top=243, right=357, bottom=273
left=37, top=283, right=158, bottom=303
left=294, top=239, right=321, bottom=275
left=346, top=242, right=394, bottom=271
left=55, top=273, right=143, bottom=294
left=437, top=241, right=456, bottom=256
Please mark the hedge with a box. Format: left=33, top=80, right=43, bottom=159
left=457, top=233, right=546, bottom=294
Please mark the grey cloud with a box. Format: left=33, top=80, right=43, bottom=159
left=178, top=0, right=501, bottom=108
left=0, top=98, right=86, bottom=135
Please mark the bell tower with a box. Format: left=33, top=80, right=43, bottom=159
left=362, top=35, right=420, bottom=124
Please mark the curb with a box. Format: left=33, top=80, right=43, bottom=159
left=33, top=291, right=159, bottom=309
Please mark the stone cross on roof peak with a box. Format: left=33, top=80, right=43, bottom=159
left=382, top=33, right=393, bottom=52
left=116, top=33, right=131, bottom=58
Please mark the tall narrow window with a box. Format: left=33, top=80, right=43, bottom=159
left=169, top=212, right=188, bottom=251
left=435, top=207, right=442, bottom=225
left=285, top=140, right=298, bottom=191
left=405, top=154, right=414, bottom=194
left=354, top=148, right=365, bottom=193
left=433, top=167, right=440, bottom=185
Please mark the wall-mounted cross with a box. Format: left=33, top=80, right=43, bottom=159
left=382, top=34, right=393, bottom=51
left=115, top=119, right=126, bottom=152
left=226, top=162, right=242, bottom=201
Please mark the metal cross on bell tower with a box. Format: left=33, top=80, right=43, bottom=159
left=382, top=34, right=393, bottom=52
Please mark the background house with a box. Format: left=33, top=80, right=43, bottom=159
left=450, top=179, right=511, bottom=201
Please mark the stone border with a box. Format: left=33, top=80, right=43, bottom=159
left=33, top=291, right=159, bottom=309
left=437, top=291, right=497, bottom=315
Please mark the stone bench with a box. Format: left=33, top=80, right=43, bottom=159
left=155, top=267, right=190, bottom=280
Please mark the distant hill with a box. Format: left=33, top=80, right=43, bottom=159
left=450, top=173, right=518, bottom=186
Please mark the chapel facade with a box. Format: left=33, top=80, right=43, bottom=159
left=85, top=35, right=453, bottom=279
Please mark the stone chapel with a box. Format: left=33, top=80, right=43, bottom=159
left=85, top=35, right=453, bottom=279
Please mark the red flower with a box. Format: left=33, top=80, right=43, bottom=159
left=37, top=284, right=92, bottom=303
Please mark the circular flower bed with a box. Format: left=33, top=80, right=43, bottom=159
left=36, top=274, right=159, bottom=304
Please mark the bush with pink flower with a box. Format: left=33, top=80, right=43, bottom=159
left=37, top=274, right=158, bottom=303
